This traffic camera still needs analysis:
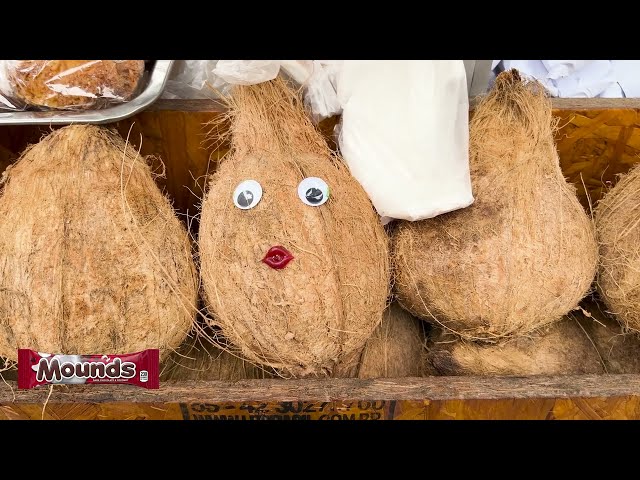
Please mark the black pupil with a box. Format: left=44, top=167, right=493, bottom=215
left=237, top=190, right=253, bottom=207
left=305, top=187, right=323, bottom=204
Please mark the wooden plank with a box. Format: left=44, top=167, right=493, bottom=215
left=148, top=98, right=226, bottom=112
left=2, top=375, right=640, bottom=419
left=147, top=97, right=640, bottom=113
left=552, top=98, right=640, bottom=110
left=0, top=375, right=638, bottom=402
left=6, top=375, right=640, bottom=403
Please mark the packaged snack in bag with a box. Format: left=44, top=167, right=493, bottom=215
left=0, top=60, right=146, bottom=111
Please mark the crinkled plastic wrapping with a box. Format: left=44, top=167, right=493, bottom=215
left=161, top=60, right=343, bottom=122
left=0, top=60, right=147, bottom=111
left=301, top=61, right=343, bottom=123
left=162, top=60, right=284, bottom=100
left=492, top=60, right=625, bottom=98
left=336, top=60, right=474, bottom=222
left=162, top=60, right=221, bottom=100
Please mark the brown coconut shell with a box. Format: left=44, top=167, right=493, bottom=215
left=427, top=314, right=606, bottom=376
left=334, top=302, right=429, bottom=378
left=578, top=299, right=640, bottom=374
left=161, top=334, right=272, bottom=381
left=0, top=125, right=198, bottom=362
left=8, top=60, right=145, bottom=110
left=596, top=163, right=640, bottom=335
left=199, top=77, right=390, bottom=377
left=393, top=69, right=598, bottom=341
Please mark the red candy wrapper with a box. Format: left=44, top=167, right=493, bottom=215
left=18, top=349, right=159, bottom=389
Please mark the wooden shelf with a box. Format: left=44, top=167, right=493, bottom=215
left=147, top=97, right=640, bottom=112
left=2, top=374, right=640, bottom=420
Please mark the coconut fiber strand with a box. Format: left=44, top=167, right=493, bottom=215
left=0, top=125, right=198, bottom=362
left=393, top=69, right=598, bottom=341
left=199, top=77, right=390, bottom=377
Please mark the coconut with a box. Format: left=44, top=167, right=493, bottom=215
left=427, top=315, right=605, bottom=376
left=579, top=299, right=640, bottom=374
left=334, top=302, right=429, bottom=378
left=393, top=69, right=598, bottom=341
left=161, top=334, right=272, bottom=381
left=595, top=163, right=640, bottom=335
left=0, top=125, right=198, bottom=362
left=199, top=77, right=390, bottom=377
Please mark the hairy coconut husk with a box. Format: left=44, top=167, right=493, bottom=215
left=427, top=313, right=605, bottom=376
left=161, top=333, right=272, bottom=381
left=393, top=69, right=598, bottom=341
left=0, top=125, right=198, bottom=361
left=595, top=163, right=640, bottom=335
left=334, top=302, right=428, bottom=378
left=199, top=77, right=390, bottom=377
left=0, top=144, right=14, bottom=175
left=578, top=299, right=640, bottom=374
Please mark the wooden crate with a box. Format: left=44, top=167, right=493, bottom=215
left=1, top=97, right=640, bottom=420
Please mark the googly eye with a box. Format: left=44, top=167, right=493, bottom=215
left=298, top=177, right=329, bottom=207
left=233, top=180, right=262, bottom=210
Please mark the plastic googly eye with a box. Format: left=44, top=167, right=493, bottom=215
left=298, top=177, right=329, bottom=207
left=233, top=180, right=263, bottom=210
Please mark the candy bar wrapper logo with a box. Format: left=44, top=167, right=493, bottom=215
left=33, top=355, right=136, bottom=383
left=17, top=349, right=159, bottom=389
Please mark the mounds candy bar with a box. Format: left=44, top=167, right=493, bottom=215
left=18, top=349, right=159, bottom=389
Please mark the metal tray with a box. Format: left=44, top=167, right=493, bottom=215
left=0, top=60, right=174, bottom=125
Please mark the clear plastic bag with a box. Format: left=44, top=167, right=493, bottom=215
left=302, top=60, right=343, bottom=123
left=213, top=60, right=281, bottom=86
left=162, top=60, right=292, bottom=100
left=0, top=60, right=147, bottom=111
left=161, top=60, right=220, bottom=100
left=161, top=60, right=343, bottom=122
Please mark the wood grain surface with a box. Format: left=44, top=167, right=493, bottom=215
left=1, top=375, right=640, bottom=419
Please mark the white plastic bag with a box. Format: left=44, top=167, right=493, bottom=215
left=495, top=60, right=625, bottom=98
left=542, top=60, right=590, bottom=80
left=336, top=60, right=474, bottom=222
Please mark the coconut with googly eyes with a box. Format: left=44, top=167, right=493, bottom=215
left=198, top=76, right=390, bottom=377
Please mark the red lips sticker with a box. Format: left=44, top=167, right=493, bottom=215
left=262, top=246, right=294, bottom=270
